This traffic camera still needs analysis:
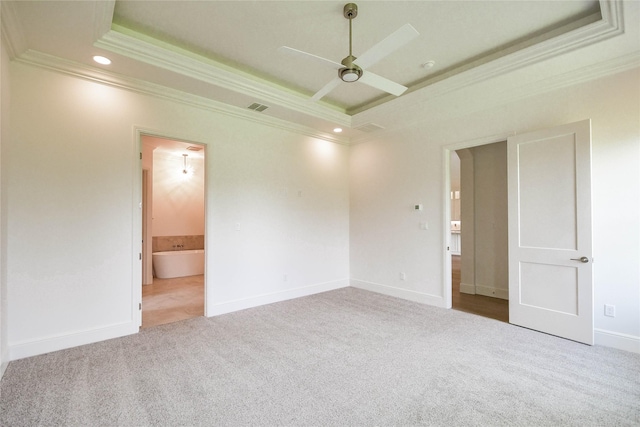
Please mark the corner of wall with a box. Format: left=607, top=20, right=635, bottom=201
left=0, top=19, right=11, bottom=379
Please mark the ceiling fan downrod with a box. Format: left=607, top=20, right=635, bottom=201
left=339, top=3, right=363, bottom=83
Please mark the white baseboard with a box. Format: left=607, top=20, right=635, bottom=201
left=9, top=321, right=138, bottom=361
left=0, top=346, right=8, bottom=379
left=207, top=279, right=349, bottom=316
left=475, top=284, right=509, bottom=300
left=595, top=328, right=640, bottom=354
left=350, top=279, right=445, bottom=307
left=0, top=360, right=7, bottom=379
left=460, top=283, right=509, bottom=300
left=459, top=282, right=476, bottom=294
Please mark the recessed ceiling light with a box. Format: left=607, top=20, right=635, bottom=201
left=421, top=60, right=436, bottom=69
left=93, top=55, right=111, bottom=65
left=333, top=128, right=343, bottom=133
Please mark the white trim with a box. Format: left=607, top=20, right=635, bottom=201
left=208, top=279, right=349, bottom=316
left=595, top=329, right=640, bottom=354
left=350, top=1, right=624, bottom=117
left=135, top=128, right=211, bottom=321
left=442, top=134, right=512, bottom=309
left=351, top=52, right=639, bottom=146
left=459, top=282, right=476, bottom=295
left=92, top=0, right=115, bottom=41
left=489, top=51, right=640, bottom=109
left=131, top=129, right=143, bottom=329
left=475, top=284, right=509, bottom=300
left=93, top=1, right=624, bottom=122
left=95, top=27, right=351, bottom=127
left=14, top=50, right=350, bottom=146
left=350, top=279, right=445, bottom=308
left=0, top=1, right=28, bottom=58
left=442, top=147, right=453, bottom=309
left=8, top=321, right=138, bottom=361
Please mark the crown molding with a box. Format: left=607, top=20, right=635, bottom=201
left=349, top=51, right=640, bottom=146
left=490, top=51, right=640, bottom=107
left=350, top=0, right=625, bottom=117
left=15, top=50, right=351, bottom=146
left=1, top=1, right=28, bottom=59
left=94, top=26, right=352, bottom=128
left=92, top=0, right=116, bottom=41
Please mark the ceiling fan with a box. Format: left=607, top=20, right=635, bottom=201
left=278, top=3, right=419, bottom=101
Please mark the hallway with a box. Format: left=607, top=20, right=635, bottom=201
left=451, top=255, right=508, bottom=322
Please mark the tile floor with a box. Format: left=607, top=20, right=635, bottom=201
left=142, top=275, right=204, bottom=328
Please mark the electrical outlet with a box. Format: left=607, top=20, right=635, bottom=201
left=283, top=274, right=288, bottom=282
left=400, top=272, right=406, bottom=281
left=604, top=304, right=616, bottom=317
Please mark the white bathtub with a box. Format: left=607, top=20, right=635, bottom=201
left=152, top=249, right=205, bottom=279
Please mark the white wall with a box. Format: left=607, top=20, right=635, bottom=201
left=4, top=54, right=638, bottom=359
left=350, top=68, right=640, bottom=352
left=457, top=143, right=508, bottom=299
left=7, top=61, right=350, bottom=360
left=0, top=19, right=10, bottom=377
left=152, top=150, right=205, bottom=237
left=473, top=142, right=508, bottom=299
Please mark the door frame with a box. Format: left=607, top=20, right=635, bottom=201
left=132, top=127, right=210, bottom=329
left=442, top=132, right=515, bottom=309
left=141, top=169, right=152, bottom=286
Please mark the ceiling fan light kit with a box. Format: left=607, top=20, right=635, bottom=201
left=279, top=2, right=419, bottom=101
left=339, top=55, right=362, bottom=82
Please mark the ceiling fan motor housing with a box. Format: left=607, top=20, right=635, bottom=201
left=343, top=3, right=358, bottom=19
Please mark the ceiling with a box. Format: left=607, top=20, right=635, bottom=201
left=3, top=1, right=639, bottom=143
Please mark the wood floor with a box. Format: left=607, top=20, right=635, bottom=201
left=142, top=275, right=204, bottom=328
left=451, top=255, right=509, bottom=322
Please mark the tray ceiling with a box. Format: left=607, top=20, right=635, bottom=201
left=2, top=1, right=637, bottom=143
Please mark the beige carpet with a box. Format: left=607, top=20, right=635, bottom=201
left=1, top=288, right=639, bottom=426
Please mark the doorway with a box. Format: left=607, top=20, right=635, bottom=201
left=445, top=120, right=593, bottom=344
left=140, top=134, right=206, bottom=328
left=448, top=143, right=508, bottom=323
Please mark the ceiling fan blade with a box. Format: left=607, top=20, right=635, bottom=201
left=359, top=71, right=408, bottom=97
left=354, top=23, right=419, bottom=70
left=311, top=77, right=343, bottom=101
left=277, top=46, right=343, bottom=71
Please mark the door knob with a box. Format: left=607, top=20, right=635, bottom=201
left=570, top=256, right=589, bottom=263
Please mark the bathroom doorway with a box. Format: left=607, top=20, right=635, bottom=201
left=141, top=135, right=206, bottom=328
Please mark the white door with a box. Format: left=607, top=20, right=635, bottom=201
left=508, top=119, right=593, bottom=345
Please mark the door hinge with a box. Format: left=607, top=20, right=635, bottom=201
left=139, top=253, right=142, bottom=260
left=139, top=303, right=142, bottom=310
left=140, top=152, right=142, bottom=160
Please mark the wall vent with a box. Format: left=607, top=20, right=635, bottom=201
left=248, top=102, right=269, bottom=112
left=186, top=146, right=203, bottom=151
left=355, top=123, right=385, bottom=133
